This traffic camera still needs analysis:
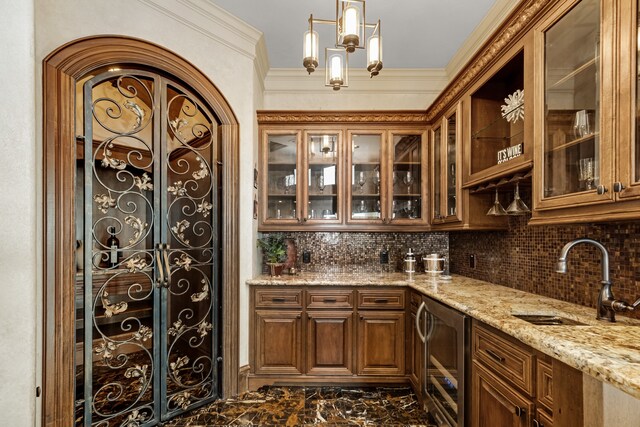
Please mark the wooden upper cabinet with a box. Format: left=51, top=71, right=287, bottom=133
left=431, top=104, right=462, bottom=225
left=257, top=111, right=429, bottom=231
left=464, top=37, right=533, bottom=188
left=530, top=0, right=640, bottom=224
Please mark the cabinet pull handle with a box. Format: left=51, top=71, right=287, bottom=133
left=296, top=314, right=301, bottom=319
left=323, top=298, right=337, bottom=303
left=533, top=420, right=542, bottom=427
left=374, top=298, right=389, bottom=303
left=485, top=348, right=505, bottom=363
left=596, top=184, right=608, bottom=195
left=271, top=297, right=286, bottom=302
left=515, top=406, right=526, bottom=417
left=613, top=182, right=625, bottom=193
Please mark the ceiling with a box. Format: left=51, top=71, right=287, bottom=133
left=211, top=0, right=498, bottom=70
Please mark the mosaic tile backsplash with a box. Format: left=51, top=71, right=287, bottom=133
left=449, top=215, right=640, bottom=320
left=260, top=232, right=449, bottom=274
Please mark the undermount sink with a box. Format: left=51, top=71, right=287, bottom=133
left=513, top=314, right=587, bottom=326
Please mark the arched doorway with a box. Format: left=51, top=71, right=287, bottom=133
left=43, top=36, right=240, bottom=426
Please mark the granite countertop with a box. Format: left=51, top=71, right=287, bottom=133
left=247, top=272, right=640, bottom=400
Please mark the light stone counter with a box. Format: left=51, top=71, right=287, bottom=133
left=247, top=272, right=640, bottom=400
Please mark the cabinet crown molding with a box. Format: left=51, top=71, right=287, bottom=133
left=257, top=110, right=428, bottom=125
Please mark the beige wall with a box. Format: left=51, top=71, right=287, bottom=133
left=0, top=1, right=37, bottom=425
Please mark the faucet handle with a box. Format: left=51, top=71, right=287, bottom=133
left=610, top=297, right=640, bottom=312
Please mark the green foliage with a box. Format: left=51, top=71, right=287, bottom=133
left=257, top=234, right=287, bottom=264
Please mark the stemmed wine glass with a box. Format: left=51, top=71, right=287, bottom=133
left=403, top=171, right=414, bottom=194
left=317, top=174, right=325, bottom=194
left=357, top=171, right=366, bottom=194
left=506, top=182, right=530, bottom=215
left=486, top=188, right=507, bottom=216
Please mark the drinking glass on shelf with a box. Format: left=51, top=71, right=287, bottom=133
left=578, top=157, right=595, bottom=190
left=357, top=171, right=366, bottom=194
left=317, top=174, right=325, bottom=194
left=372, top=170, right=380, bottom=194
left=403, top=171, right=414, bottom=194
left=358, top=199, right=367, bottom=213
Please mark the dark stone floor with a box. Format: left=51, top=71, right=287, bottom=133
left=164, top=385, right=435, bottom=426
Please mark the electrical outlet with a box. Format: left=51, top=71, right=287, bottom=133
left=380, top=249, right=389, bottom=264
left=469, top=254, right=477, bottom=269
left=302, top=250, right=311, bottom=264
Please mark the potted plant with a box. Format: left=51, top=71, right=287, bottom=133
left=257, top=234, right=287, bottom=277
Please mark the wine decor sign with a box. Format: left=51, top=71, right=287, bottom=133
left=497, top=143, right=524, bottom=164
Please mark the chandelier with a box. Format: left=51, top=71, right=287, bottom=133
left=303, top=0, right=383, bottom=91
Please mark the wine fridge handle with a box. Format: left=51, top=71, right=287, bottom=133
left=416, top=302, right=426, bottom=343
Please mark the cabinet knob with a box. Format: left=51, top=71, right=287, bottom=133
left=302, top=217, right=307, bottom=223
left=613, top=182, right=625, bottom=193
left=596, top=185, right=608, bottom=195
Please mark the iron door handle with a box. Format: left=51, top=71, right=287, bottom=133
left=155, top=243, right=165, bottom=287
left=163, top=243, right=171, bottom=288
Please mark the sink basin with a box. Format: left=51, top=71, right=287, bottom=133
left=513, top=314, right=587, bottom=326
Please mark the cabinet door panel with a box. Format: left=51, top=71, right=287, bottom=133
left=472, top=362, right=533, bottom=427
left=254, top=310, right=303, bottom=375
left=307, top=311, right=353, bottom=375
left=357, top=311, right=405, bottom=375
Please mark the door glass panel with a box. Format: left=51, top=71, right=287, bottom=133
left=80, top=72, right=157, bottom=426
left=307, top=133, right=339, bottom=220
left=164, top=82, right=219, bottom=416
left=446, top=115, right=457, bottom=217
left=351, top=134, right=381, bottom=220
left=426, top=314, right=460, bottom=425
left=433, top=127, right=442, bottom=219
left=544, top=0, right=600, bottom=197
left=266, top=134, right=298, bottom=219
left=392, top=134, right=422, bottom=220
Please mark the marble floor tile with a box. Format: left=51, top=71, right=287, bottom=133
left=165, top=385, right=435, bottom=426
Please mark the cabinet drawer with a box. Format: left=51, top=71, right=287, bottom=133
left=307, top=289, right=354, bottom=309
left=357, top=289, right=405, bottom=309
left=473, top=324, right=534, bottom=395
left=254, top=289, right=303, bottom=309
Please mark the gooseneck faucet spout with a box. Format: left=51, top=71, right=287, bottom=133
left=556, top=238, right=610, bottom=283
left=556, top=238, right=640, bottom=322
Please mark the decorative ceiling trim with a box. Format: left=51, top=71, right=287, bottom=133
left=426, top=0, right=554, bottom=121
left=257, top=110, right=428, bottom=125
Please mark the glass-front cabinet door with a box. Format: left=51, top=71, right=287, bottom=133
left=536, top=0, right=615, bottom=209
left=262, top=131, right=301, bottom=224
left=390, top=131, right=427, bottom=225
left=616, top=0, right=640, bottom=200
left=431, top=125, right=443, bottom=222
left=347, top=131, right=384, bottom=224
left=304, top=132, right=341, bottom=223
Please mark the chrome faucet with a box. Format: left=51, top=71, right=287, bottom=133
left=556, top=238, right=640, bottom=322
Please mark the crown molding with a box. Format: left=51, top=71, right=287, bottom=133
left=445, top=0, right=521, bottom=79
left=135, top=0, right=266, bottom=62
left=257, top=110, right=428, bottom=125
left=264, top=68, right=448, bottom=95
left=426, top=0, right=554, bottom=121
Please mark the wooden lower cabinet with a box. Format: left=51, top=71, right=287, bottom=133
left=357, top=310, right=405, bottom=376
left=536, top=408, right=553, bottom=427
left=472, top=361, right=534, bottom=427
left=254, top=309, right=303, bottom=375
left=306, top=310, right=353, bottom=375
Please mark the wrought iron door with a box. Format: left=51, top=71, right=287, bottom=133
left=76, top=69, right=220, bottom=426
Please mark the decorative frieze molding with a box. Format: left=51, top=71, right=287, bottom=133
left=426, top=0, right=555, bottom=121
left=257, top=110, right=428, bottom=125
